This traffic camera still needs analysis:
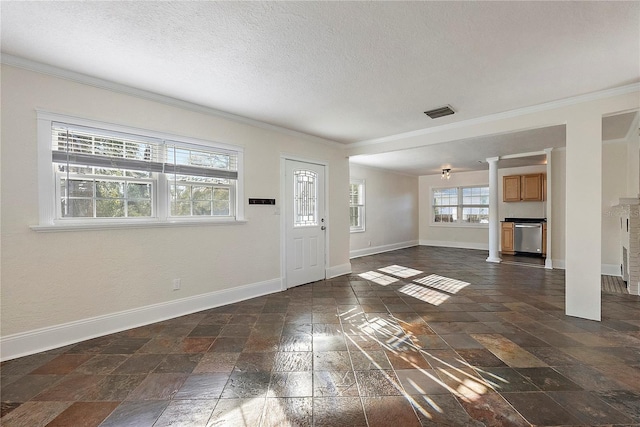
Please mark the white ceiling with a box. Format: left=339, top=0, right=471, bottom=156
left=1, top=1, right=639, bottom=174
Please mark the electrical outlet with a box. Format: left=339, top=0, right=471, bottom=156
left=172, top=279, right=181, bottom=291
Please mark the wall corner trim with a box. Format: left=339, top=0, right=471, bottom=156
left=0, top=278, right=281, bottom=361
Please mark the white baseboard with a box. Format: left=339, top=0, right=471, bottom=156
left=0, top=278, right=281, bottom=361
left=601, top=264, right=622, bottom=276
left=350, top=240, right=419, bottom=259
left=326, top=263, right=352, bottom=279
left=419, top=240, right=489, bottom=251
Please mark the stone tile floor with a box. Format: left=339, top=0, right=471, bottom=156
left=1, top=246, right=639, bottom=426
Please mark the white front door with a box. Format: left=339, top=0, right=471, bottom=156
left=285, top=159, right=326, bottom=288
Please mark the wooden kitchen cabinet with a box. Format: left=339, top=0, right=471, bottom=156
left=501, top=221, right=515, bottom=255
left=503, top=175, right=521, bottom=202
left=503, top=173, right=545, bottom=202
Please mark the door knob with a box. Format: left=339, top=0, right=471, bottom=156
left=321, top=226, right=326, bottom=230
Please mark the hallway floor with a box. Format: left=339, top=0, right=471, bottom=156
left=2, top=246, right=639, bottom=426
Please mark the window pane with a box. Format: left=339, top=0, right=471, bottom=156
left=96, top=199, right=124, bottom=217
left=350, top=206, right=361, bottom=227
left=193, top=201, right=212, bottom=216
left=96, top=181, right=124, bottom=198
left=192, top=186, right=212, bottom=201
left=61, top=198, right=93, bottom=217
left=127, top=183, right=151, bottom=199
left=462, top=207, right=489, bottom=223
left=172, top=201, right=191, bottom=216
left=127, top=200, right=151, bottom=217
left=63, top=180, right=93, bottom=198
left=213, top=200, right=230, bottom=216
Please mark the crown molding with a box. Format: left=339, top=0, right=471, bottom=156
left=0, top=53, right=345, bottom=149
left=348, top=83, right=640, bottom=149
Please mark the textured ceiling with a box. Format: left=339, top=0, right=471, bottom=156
left=2, top=1, right=639, bottom=146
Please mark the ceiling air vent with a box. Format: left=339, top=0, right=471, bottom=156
left=424, top=105, right=455, bottom=119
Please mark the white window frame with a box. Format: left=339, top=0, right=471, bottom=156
left=350, top=178, right=366, bottom=233
left=431, top=184, right=489, bottom=227
left=34, top=111, right=245, bottom=231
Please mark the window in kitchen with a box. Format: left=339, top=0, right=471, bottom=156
left=433, top=185, right=489, bottom=224
left=350, top=179, right=365, bottom=232
left=36, top=112, right=244, bottom=228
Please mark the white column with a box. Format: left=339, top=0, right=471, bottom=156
left=486, top=156, right=501, bottom=263
left=544, top=148, right=553, bottom=269
left=565, top=110, right=601, bottom=321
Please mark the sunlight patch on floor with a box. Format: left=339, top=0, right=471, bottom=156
left=414, top=274, right=469, bottom=294
left=358, top=271, right=399, bottom=286
left=399, top=283, right=451, bottom=305
left=378, top=265, right=424, bottom=278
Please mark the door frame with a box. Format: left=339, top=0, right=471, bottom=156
left=280, top=154, right=330, bottom=290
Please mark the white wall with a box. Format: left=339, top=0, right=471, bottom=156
left=0, top=65, right=351, bottom=358
left=602, top=142, right=635, bottom=272
left=349, top=163, right=418, bottom=257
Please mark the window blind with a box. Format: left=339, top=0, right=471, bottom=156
left=51, top=123, right=238, bottom=180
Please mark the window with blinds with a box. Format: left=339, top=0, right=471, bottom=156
left=350, top=179, right=365, bottom=232
left=50, top=121, right=240, bottom=221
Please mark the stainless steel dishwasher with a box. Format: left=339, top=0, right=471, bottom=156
left=514, top=222, right=543, bottom=254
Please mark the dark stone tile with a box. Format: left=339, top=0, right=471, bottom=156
left=595, top=389, right=640, bottom=422
left=0, top=401, right=72, bottom=426
left=32, top=374, right=98, bottom=401
left=554, top=364, right=628, bottom=391
left=268, top=371, right=313, bottom=397
left=385, top=349, right=431, bottom=370
left=233, top=352, right=276, bottom=373
left=46, top=401, right=119, bottom=427
left=435, top=367, right=493, bottom=399
left=243, top=334, right=280, bottom=352
left=354, top=369, right=402, bottom=396
left=29, top=354, right=94, bottom=375
left=410, top=394, right=484, bottom=427
left=111, top=354, right=165, bottom=374
left=262, top=397, right=312, bottom=427
left=0, top=374, right=63, bottom=402
left=457, top=393, right=530, bottom=427
left=1, top=401, right=22, bottom=418
left=456, top=349, right=507, bottom=367
left=179, top=337, right=215, bottom=353
left=193, top=352, right=239, bottom=373
left=279, top=334, right=312, bottom=352
left=174, top=373, right=229, bottom=399
left=206, top=397, right=265, bottom=427
left=515, top=367, right=583, bottom=391
left=83, top=374, right=146, bottom=401
left=126, top=373, right=188, bottom=400
left=153, top=399, right=216, bottom=427
left=313, top=396, right=367, bottom=426
left=522, top=346, right=582, bottom=366
left=313, top=371, right=359, bottom=397
left=273, top=352, right=313, bottom=372
left=395, top=368, right=450, bottom=395
left=221, top=371, right=270, bottom=398
left=101, top=338, right=151, bottom=354
left=99, top=400, right=169, bottom=427
left=475, top=367, right=538, bottom=392
left=153, top=353, right=202, bottom=374
left=208, top=337, right=249, bottom=353
left=547, top=390, right=634, bottom=425
left=313, top=351, right=352, bottom=371
left=74, top=354, right=129, bottom=375
left=188, top=324, right=223, bottom=337
left=362, top=396, right=422, bottom=427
